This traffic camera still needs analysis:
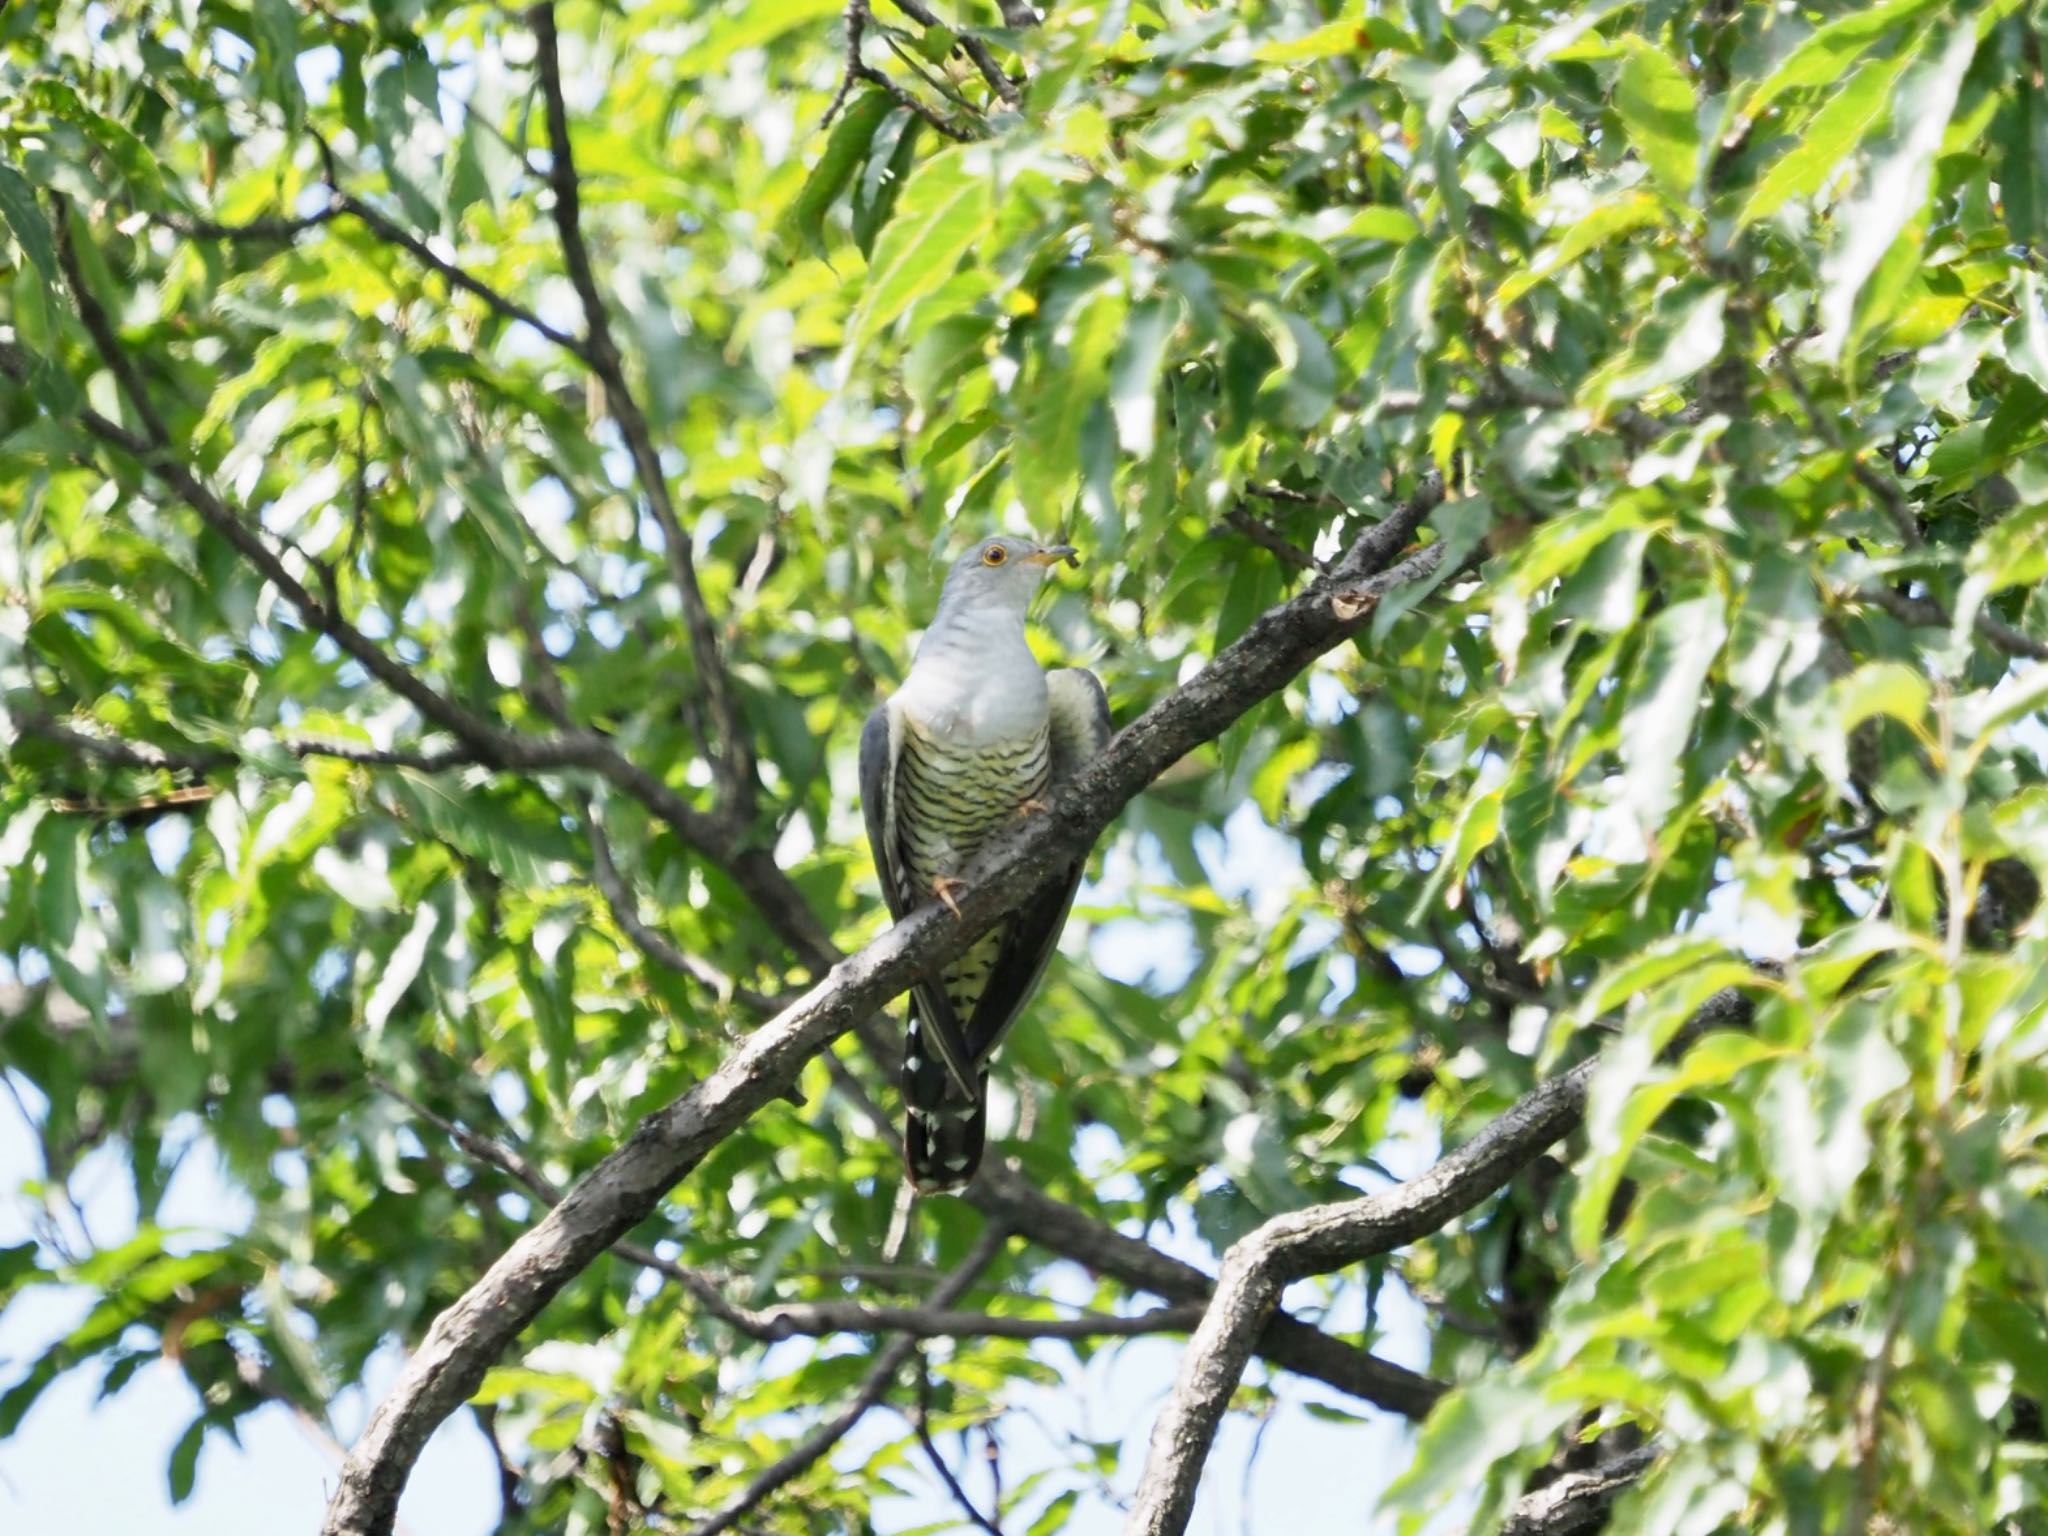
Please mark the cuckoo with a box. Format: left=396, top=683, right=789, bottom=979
left=860, top=536, right=1111, bottom=1192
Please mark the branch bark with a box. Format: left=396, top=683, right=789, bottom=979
left=1120, top=974, right=1776, bottom=1536
left=1498, top=1446, right=1660, bottom=1536
left=1124, top=1059, right=1600, bottom=1536
left=313, top=480, right=1448, bottom=1536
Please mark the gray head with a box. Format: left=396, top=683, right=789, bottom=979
left=934, top=535, right=1079, bottom=623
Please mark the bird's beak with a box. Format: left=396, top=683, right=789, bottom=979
left=1027, top=544, right=1080, bottom=567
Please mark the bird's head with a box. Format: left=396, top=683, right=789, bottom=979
left=937, top=535, right=1079, bottom=620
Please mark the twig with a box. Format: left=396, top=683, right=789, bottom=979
left=887, top=0, right=1021, bottom=103
left=1220, top=506, right=1326, bottom=574
left=529, top=0, right=757, bottom=815
left=914, top=1357, right=1005, bottom=1536
left=1856, top=582, right=2048, bottom=662
left=158, top=199, right=587, bottom=358
left=579, top=791, right=784, bottom=1014
left=678, top=1228, right=1009, bottom=1536
left=1776, top=351, right=1923, bottom=548
left=831, top=0, right=979, bottom=141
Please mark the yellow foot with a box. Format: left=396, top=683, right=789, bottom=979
left=931, top=875, right=967, bottom=917
left=1017, top=798, right=1051, bottom=817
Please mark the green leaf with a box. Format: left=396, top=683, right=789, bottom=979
left=1999, top=76, right=2048, bottom=243
left=680, top=0, right=845, bottom=71
left=0, top=162, right=57, bottom=283
left=1737, top=41, right=1920, bottom=227
left=1496, top=189, right=1662, bottom=306
left=1618, top=591, right=1725, bottom=833
left=168, top=1415, right=206, bottom=1504
left=1814, top=19, right=1980, bottom=362
left=1016, top=281, right=1125, bottom=521
left=790, top=89, right=894, bottom=260
left=1383, top=1378, right=1574, bottom=1512
left=845, top=145, right=995, bottom=357
left=2009, top=271, right=2048, bottom=394
left=1615, top=41, right=1699, bottom=203
left=1735, top=0, right=1948, bottom=128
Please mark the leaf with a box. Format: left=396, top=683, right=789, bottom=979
left=363, top=901, right=439, bottom=1037
left=679, top=0, right=845, bottom=72
left=1814, top=20, right=1980, bottom=363
left=790, top=89, right=894, bottom=260
left=1251, top=304, right=1338, bottom=429
left=0, top=162, right=57, bottom=283
left=1999, top=76, right=2048, bottom=244
left=1964, top=502, right=2048, bottom=595
left=1615, top=41, right=1699, bottom=203
left=168, top=1415, right=206, bottom=1504
left=2010, top=271, right=2048, bottom=394
left=1618, top=592, right=1725, bottom=833
left=1016, top=281, right=1125, bottom=521
left=1737, top=41, right=1920, bottom=227
left=1735, top=0, right=1947, bottom=128
left=1382, top=1378, right=1573, bottom=1512
left=845, top=145, right=994, bottom=357
left=1496, top=189, right=1662, bottom=306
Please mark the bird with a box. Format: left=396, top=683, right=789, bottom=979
left=859, top=535, right=1111, bottom=1192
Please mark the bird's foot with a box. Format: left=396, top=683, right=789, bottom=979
left=1017, top=798, right=1051, bottom=817
left=930, top=875, right=967, bottom=918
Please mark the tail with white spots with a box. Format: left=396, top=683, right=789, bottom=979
left=902, top=1014, right=987, bottom=1192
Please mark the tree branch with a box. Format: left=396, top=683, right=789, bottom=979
left=1498, top=1446, right=1661, bottom=1536
left=914, top=1357, right=1005, bottom=1536
left=1125, top=1061, right=1600, bottom=1536
left=529, top=1, right=756, bottom=816
left=965, top=1159, right=1443, bottom=1419
left=314, top=477, right=1449, bottom=1536
left=1856, top=582, right=2048, bottom=662
left=1122, top=972, right=1773, bottom=1536
left=887, top=0, right=1020, bottom=104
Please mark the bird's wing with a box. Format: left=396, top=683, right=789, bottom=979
left=960, top=668, right=1112, bottom=1063
left=1046, top=666, right=1113, bottom=780
left=859, top=698, right=915, bottom=920
left=862, top=697, right=978, bottom=1094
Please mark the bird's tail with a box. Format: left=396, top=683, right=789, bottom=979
left=903, top=1013, right=986, bottom=1193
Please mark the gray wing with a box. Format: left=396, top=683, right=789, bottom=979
left=961, top=667, right=1112, bottom=1062
left=859, top=699, right=913, bottom=920
left=861, top=697, right=977, bottom=1087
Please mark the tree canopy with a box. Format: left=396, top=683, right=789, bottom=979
left=3, top=0, right=2048, bottom=1533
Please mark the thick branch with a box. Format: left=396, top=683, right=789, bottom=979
left=1499, top=1447, right=1660, bottom=1536
left=966, top=1160, right=1442, bottom=1419
left=1123, top=973, right=1773, bottom=1536
left=316, top=478, right=1448, bottom=1536
left=1125, top=1061, right=1600, bottom=1536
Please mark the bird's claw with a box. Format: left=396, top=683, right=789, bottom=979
left=931, top=875, right=967, bottom=918
left=1017, top=798, right=1051, bottom=817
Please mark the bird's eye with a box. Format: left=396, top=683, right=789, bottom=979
left=982, top=545, right=1008, bottom=566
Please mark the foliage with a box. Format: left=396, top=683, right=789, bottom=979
left=2, top=0, right=2047, bottom=1532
